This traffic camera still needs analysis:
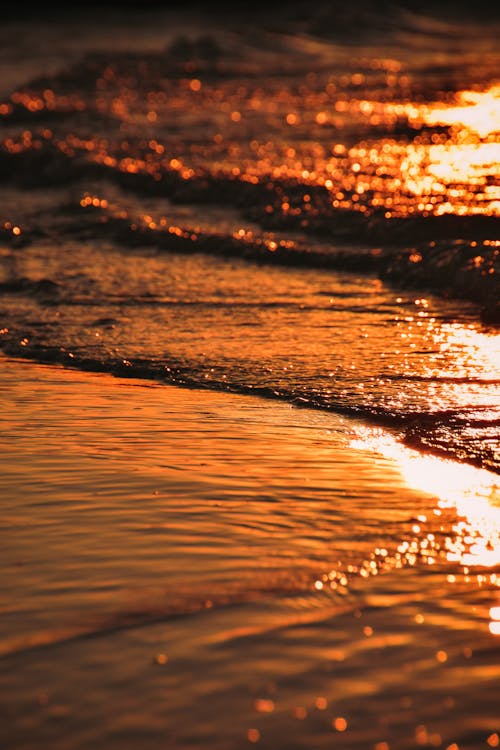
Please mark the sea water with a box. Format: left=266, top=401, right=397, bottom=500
left=0, top=3, right=499, bottom=748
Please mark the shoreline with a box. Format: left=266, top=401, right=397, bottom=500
left=1, top=352, right=499, bottom=750
left=1, top=343, right=499, bottom=475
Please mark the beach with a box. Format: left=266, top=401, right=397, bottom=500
left=1, top=354, right=499, bottom=749
left=1, top=2, right=499, bottom=747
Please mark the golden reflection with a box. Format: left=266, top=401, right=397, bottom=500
left=348, top=428, right=500, bottom=634
left=418, top=86, right=500, bottom=139
left=351, top=428, right=500, bottom=567
left=6, top=74, right=498, bottom=221
left=490, top=606, right=500, bottom=636
left=78, top=190, right=297, bottom=254
left=430, top=324, right=500, bottom=377
left=254, top=698, right=275, bottom=714
left=332, top=716, right=348, bottom=732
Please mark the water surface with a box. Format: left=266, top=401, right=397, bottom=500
left=1, top=356, right=499, bottom=750
left=0, top=4, right=499, bottom=748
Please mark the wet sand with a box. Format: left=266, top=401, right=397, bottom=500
left=1, top=354, right=499, bottom=749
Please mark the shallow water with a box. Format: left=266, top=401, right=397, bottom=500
left=1, top=228, right=498, bottom=471
left=0, top=3, right=499, bottom=472
left=0, top=4, right=499, bottom=748
left=0, top=355, right=499, bottom=750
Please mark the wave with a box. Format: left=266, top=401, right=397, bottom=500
left=0, top=338, right=498, bottom=475
left=0, top=570, right=330, bottom=660
left=0, top=5, right=498, bottom=476
left=1, top=189, right=499, bottom=318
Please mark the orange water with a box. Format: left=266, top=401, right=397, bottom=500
left=1, top=356, right=498, bottom=750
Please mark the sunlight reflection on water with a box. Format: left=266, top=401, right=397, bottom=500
left=419, top=85, right=500, bottom=138
left=350, top=427, right=500, bottom=633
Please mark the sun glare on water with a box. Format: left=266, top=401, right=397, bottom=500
left=348, top=428, right=500, bottom=633
left=352, top=429, right=499, bottom=562
left=419, top=85, right=500, bottom=139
